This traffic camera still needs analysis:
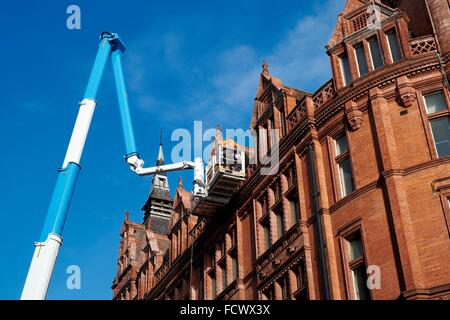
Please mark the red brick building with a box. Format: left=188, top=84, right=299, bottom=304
left=112, top=0, right=450, bottom=300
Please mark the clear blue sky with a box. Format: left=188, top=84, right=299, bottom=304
left=0, top=0, right=345, bottom=299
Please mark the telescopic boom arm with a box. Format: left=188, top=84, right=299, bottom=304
left=21, top=32, right=144, bottom=300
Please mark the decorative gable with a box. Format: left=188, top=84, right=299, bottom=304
left=327, top=0, right=396, bottom=49
left=251, top=62, right=306, bottom=129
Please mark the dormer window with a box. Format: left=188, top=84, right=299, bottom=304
left=367, top=36, right=384, bottom=70
left=354, top=43, right=369, bottom=77
left=386, top=28, right=402, bottom=63
left=339, top=52, right=352, bottom=87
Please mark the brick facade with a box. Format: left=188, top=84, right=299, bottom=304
left=112, top=0, right=450, bottom=300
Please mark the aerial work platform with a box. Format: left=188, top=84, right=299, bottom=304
left=192, top=131, right=246, bottom=216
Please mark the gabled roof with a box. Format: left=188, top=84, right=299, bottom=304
left=327, top=0, right=396, bottom=49
left=173, top=177, right=191, bottom=211
left=251, top=62, right=308, bottom=128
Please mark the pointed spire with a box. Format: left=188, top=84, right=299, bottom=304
left=262, top=60, right=270, bottom=76
left=156, top=128, right=165, bottom=166
left=125, top=210, right=129, bottom=221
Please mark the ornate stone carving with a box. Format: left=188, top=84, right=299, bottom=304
left=345, top=100, right=364, bottom=131
left=397, top=92, right=417, bottom=108
left=396, top=75, right=417, bottom=108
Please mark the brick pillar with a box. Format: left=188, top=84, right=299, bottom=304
left=330, top=53, right=345, bottom=91
left=369, top=87, right=425, bottom=293
left=274, top=281, right=282, bottom=300
left=235, top=216, right=245, bottom=299
left=396, top=17, right=412, bottom=58
left=225, top=233, right=232, bottom=285
left=294, top=151, right=317, bottom=300
left=215, top=244, right=222, bottom=294
left=280, top=173, right=292, bottom=229
left=378, top=29, right=393, bottom=65
left=426, top=0, right=450, bottom=55
left=131, top=280, right=137, bottom=299
left=254, top=199, right=265, bottom=257
left=268, top=189, right=277, bottom=243
left=310, top=132, right=342, bottom=300
left=346, top=43, right=359, bottom=81
left=288, top=269, right=297, bottom=299
left=363, top=39, right=374, bottom=72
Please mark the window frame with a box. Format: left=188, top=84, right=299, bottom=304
left=339, top=52, right=352, bottom=87
left=367, top=35, right=384, bottom=70
left=338, top=224, right=372, bottom=300
left=385, top=27, right=403, bottom=64
left=275, top=207, right=285, bottom=239
left=421, top=90, right=450, bottom=159
left=354, top=42, right=369, bottom=77
left=330, top=133, right=355, bottom=199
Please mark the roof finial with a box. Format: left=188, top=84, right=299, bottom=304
left=262, top=60, right=269, bottom=76
left=156, top=129, right=165, bottom=165
left=178, top=176, right=183, bottom=189
left=125, top=210, right=129, bottom=221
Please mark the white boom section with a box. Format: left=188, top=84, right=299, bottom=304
left=136, top=161, right=195, bottom=176
left=21, top=234, right=62, bottom=300
left=62, top=99, right=97, bottom=168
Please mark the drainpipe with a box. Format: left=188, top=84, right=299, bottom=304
left=307, top=144, right=331, bottom=300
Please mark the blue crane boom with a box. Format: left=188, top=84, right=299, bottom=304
left=20, top=31, right=243, bottom=300
left=21, top=32, right=144, bottom=300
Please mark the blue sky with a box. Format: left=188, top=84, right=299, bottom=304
left=0, top=0, right=345, bottom=299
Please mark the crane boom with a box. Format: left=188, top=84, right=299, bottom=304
left=21, top=32, right=144, bottom=300
left=21, top=31, right=242, bottom=300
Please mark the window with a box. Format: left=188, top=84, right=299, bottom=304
left=262, top=285, right=275, bottom=300
left=273, top=181, right=281, bottom=202
left=345, top=231, right=371, bottom=300
left=339, top=158, right=354, bottom=197
left=368, top=36, right=383, bottom=69
left=209, top=250, right=216, bottom=268
left=230, top=228, right=237, bottom=248
left=334, top=135, right=354, bottom=197
left=294, top=261, right=306, bottom=291
left=349, top=234, right=364, bottom=260
left=285, top=166, right=296, bottom=189
left=339, top=53, right=352, bottom=86
left=335, top=135, right=348, bottom=156
left=231, top=256, right=238, bottom=281
left=279, top=276, right=290, bottom=300
left=221, top=266, right=227, bottom=291
left=276, top=209, right=285, bottom=239
left=210, top=273, right=216, bottom=299
left=289, top=196, right=300, bottom=225
left=352, top=264, right=370, bottom=300
left=268, top=117, right=278, bottom=149
left=423, top=91, right=450, bottom=157
left=262, top=219, right=271, bottom=251
left=198, top=263, right=204, bottom=300
left=221, top=240, right=226, bottom=258
left=261, top=195, right=269, bottom=217
left=280, top=109, right=287, bottom=137
left=354, top=43, right=369, bottom=77
left=424, top=91, right=447, bottom=114
left=386, top=29, right=402, bottom=63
